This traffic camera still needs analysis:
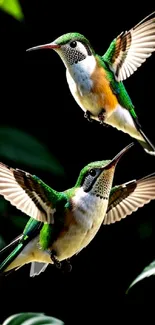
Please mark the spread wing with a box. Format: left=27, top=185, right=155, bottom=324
left=0, top=162, right=58, bottom=224
left=103, top=12, right=155, bottom=81
left=103, top=173, right=155, bottom=225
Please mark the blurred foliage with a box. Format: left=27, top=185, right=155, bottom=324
left=1, top=312, right=64, bottom=325
left=0, top=127, right=65, bottom=248
left=0, top=127, right=64, bottom=176
left=138, top=221, right=153, bottom=239
left=0, top=0, right=24, bottom=21
left=9, top=214, right=28, bottom=231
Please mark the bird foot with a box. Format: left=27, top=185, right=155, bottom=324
left=98, top=108, right=108, bottom=126
left=51, top=251, right=72, bottom=273
left=84, top=111, right=92, bottom=122
left=51, top=250, right=61, bottom=269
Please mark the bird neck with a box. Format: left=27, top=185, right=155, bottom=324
left=71, top=187, right=109, bottom=230
left=67, top=55, right=97, bottom=88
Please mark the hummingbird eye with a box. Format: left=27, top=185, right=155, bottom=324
left=89, top=169, right=96, bottom=177
left=70, top=41, right=77, bottom=48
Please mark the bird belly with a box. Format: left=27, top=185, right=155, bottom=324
left=106, top=105, right=144, bottom=141
left=52, top=224, right=88, bottom=261
left=66, top=69, right=118, bottom=117
left=52, top=196, right=108, bottom=261
left=76, top=203, right=108, bottom=253
left=52, top=223, right=102, bottom=261
left=5, top=236, right=52, bottom=271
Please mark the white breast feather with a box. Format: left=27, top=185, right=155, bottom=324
left=72, top=188, right=108, bottom=230
left=67, top=56, right=96, bottom=95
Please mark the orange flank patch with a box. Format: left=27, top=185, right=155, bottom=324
left=91, top=59, right=118, bottom=112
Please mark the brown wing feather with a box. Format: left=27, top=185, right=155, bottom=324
left=0, top=162, right=56, bottom=223
left=108, top=12, right=155, bottom=81
left=104, top=173, right=155, bottom=225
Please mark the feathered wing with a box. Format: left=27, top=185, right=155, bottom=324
left=103, top=11, right=155, bottom=81
left=0, top=162, right=59, bottom=223
left=103, top=173, right=155, bottom=225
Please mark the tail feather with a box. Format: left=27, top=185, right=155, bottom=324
left=133, top=117, right=155, bottom=156
left=0, top=235, right=22, bottom=255
left=30, top=262, right=48, bottom=277
left=138, top=128, right=155, bottom=156
left=0, top=241, right=23, bottom=273
left=106, top=106, right=155, bottom=155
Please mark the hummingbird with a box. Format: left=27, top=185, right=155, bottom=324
left=27, top=12, right=155, bottom=155
left=0, top=143, right=155, bottom=277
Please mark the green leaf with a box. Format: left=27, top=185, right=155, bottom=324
left=0, top=0, right=24, bottom=21
left=0, top=127, right=64, bottom=176
left=127, top=260, right=155, bottom=293
left=2, top=313, right=64, bottom=325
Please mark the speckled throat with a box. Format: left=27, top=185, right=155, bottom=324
left=72, top=168, right=115, bottom=230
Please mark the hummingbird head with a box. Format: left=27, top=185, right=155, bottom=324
left=75, top=143, right=134, bottom=198
left=26, top=32, right=95, bottom=69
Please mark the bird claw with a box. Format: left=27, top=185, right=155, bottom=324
left=51, top=251, right=72, bottom=272
left=84, top=111, right=92, bottom=122
left=51, top=250, right=61, bottom=269
left=98, top=108, right=108, bottom=127
left=98, top=108, right=106, bottom=123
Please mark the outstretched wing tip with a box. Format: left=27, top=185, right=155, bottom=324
left=104, top=173, right=155, bottom=225
left=0, top=163, right=56, bottom=224
left=104, top=11, right=155, bottom=81
left=0, top=161, right=11, bottom=170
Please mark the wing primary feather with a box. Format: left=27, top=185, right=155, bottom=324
left=103, top=12, right=155, bottom=81
left=131, top=12, right=155, bottom=30
left=0, top=162, right=58, bottom=224
left=104, top=173, right=155, bottom=225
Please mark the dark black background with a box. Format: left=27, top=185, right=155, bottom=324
left=0, top=1, right=155, bottom=324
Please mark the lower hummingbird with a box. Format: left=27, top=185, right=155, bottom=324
left=0, top=143, right=155, bottom=277
left=27, top=12, right=155, bottom=155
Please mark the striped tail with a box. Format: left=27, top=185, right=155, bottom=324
left=0, top=235, right=24, bottom=273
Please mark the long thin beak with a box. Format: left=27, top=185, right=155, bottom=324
left=104, top=142, right=134, bottom=169
left=26, top=43, right=60, bottom=52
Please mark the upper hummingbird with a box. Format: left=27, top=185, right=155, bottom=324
left=0, top=143, right=155, bottom=277
left=27, top=12, right=155, bottom=155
